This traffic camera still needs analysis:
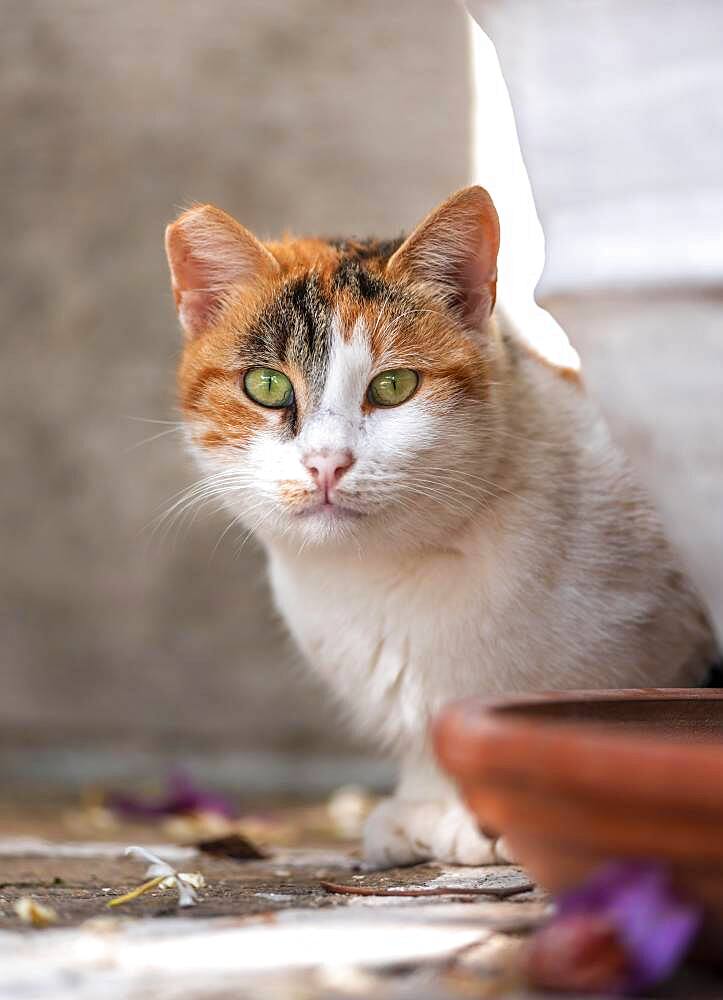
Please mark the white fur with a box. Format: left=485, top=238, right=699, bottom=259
left=187, top=308, right=714, bottom=868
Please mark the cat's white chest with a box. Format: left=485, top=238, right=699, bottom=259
left=266, top=545, right=494, bottom=751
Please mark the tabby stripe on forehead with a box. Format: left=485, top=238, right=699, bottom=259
left=286, top=276, right=327, bottom=372
left=326, top=235, right=405, bottom=261
left=245, top=276, right=331, bottom=393
left=332, top=258, right=388, bottom=302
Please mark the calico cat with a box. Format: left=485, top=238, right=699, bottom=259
left=165, top=186, right=717, bottom=867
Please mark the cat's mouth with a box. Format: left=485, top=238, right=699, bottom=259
left=294, top=500, right=366, bottom=520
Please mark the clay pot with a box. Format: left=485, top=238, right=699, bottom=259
left=433, top=690, right=723, bottom=957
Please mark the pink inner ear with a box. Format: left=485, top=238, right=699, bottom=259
left=457, top=239, right=497, bottom=327
left=165, top=205, right=280, bottom=339
left=170, top=234, right=221, bottom=334
left=177, top=288, right=218, bottom=336
left=386, top=186, right=500, bottom=331
left=170, top=237, right=206, bottom=295
left=166, top=224, right=223, bottom=338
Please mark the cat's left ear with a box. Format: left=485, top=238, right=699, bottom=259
left=386, top=186, right=500, bottom=331
left=165, top=204, right=280, bottom=338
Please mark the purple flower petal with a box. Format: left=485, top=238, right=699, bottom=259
left=556, top=861, right=701, bottom=994
left=109, top=768, right=237, bottom=820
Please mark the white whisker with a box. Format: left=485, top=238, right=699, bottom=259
left=125, top=426, right=184, bottom=452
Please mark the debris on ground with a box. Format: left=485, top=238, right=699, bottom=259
left=320, top=877, right=534, bottom=899
left=107, top=846, right=205, bottom=909
left=3, top=800, right=719, bottom=999
left=196, top=832, right=267, bottom=860
left=326, top=784, right=374, bottom=839
left=108, top=769, right=237, bottom=821
left=525, top=862, right=701, bottom=995
left=13, top=897, right=58, bottom=927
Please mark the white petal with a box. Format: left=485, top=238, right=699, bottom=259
left=125, top=845, right=174, bottom=878
left=177, top=872, right=205, bottom=890
left=176, top=876, right=199, bottom=907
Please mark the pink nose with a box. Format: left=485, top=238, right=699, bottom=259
left=304, top=449, right=355, bottom=494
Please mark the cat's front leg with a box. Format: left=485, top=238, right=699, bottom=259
left=363, top=754, right=512, bottom=868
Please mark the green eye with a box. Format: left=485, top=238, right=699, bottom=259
left=367, top=368, right=419, bottom=407
left=243, top=367, right=294, bottom=408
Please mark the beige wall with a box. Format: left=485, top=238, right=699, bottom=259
left=1, top=1, right=470, bottom=762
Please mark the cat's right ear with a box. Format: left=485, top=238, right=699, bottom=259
left=165, top=205, right=279, bottom=338
left=386, top=186, right=500, bottom=332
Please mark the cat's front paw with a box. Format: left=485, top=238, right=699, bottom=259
left=431, top=802, right=513, bottom=865
left=363, top=797, right=439, bottom=867
left=363, top=797, right=511, bottom=869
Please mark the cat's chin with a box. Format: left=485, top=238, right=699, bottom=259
left=266, top=501, right=370, bottom=547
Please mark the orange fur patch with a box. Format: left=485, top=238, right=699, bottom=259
left=175, top=209, right=505, bottom=445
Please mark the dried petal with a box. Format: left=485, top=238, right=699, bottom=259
left=125, top=845, right=175, bottom=878
left=175, top=876, right=200, bottom=908
left=14, top=898, right=58, bottom=928
left=109, top=769, right=236, bottom=821
left=173, top=872, right=205, bottom=890
left=119, top=847, right=203, bottom=908
left=528, top=862, right=701, bottom=995
left=558, top=862, right=700, bottom=992
left=158, top=872, right=205, bottom=892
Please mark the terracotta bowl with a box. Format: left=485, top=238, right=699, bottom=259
left=433, top=690, right=723, bottom=956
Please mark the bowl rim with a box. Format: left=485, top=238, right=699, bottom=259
left=433, top=689, right=723, bottom=812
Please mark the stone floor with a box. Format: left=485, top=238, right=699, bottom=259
left=0, top=796, right=542, bottom=999
left=1, top=797, right=722, bottom=1000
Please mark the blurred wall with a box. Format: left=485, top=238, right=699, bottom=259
left=1, top=1, right=470, bottom=762
left=546, top=292, right=723, bottom=640
left=466, top=3, right=723, bottom=637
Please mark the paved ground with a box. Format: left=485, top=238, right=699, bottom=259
left=3, top=798, right=723, bottom=999
left=0, top=797, right=545, bottom=998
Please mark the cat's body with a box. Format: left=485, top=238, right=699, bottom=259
left=165, top=187, right=717, bottom=867
left=269, top=320, right=710, bottom=747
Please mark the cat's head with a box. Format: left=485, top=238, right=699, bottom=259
left=165, top=186, right=508, bottom=552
